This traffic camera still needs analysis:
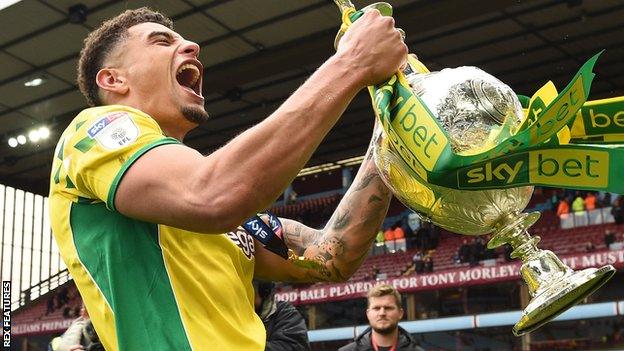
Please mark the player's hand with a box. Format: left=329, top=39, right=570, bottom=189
left=68, top=345, right=85, bottom=351
left=336, top=9, right=408, bottom=87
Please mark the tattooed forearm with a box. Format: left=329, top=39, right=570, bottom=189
left=281, top=219, right=321, bottom=256
left=298, top=159, right=391, bottom=281
left=309, top=236, right=375, bottom=283
left=267, top=155, right=392, bottom=283
left=332, top=209, right=351, bottom=230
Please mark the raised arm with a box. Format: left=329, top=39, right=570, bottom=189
left=115, top=10, right=406, bottom=233
left=254, top=134, right=393, bottom=282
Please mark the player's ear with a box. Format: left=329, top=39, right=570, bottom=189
left=96, top=68, right=129, bottom=96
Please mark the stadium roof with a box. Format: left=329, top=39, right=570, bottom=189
left=0, top=0, right=622, bottom=195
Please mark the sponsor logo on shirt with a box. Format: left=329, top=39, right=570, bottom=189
left=87, top=112, right=127, bottom=137
left=88, top=112, right=140, bottom=150
left=226, top=228, right=255, bottom=260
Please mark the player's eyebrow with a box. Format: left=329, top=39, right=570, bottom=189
left=147, top=30, right=177, bottom=42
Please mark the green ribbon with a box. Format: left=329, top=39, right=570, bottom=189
left=369, top=51, right=624, bottom=193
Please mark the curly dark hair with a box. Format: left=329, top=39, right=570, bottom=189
left=77, top=7, right=173, bottom=106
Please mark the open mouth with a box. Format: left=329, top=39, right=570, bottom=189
left=176, top=61, right=203, bottom=97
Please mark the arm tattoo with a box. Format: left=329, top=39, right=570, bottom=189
left=368, top=194, right=382, bottom=203
left=279, top=158, right=391, bottom=283
left=353, top=172, right=377, bottom=192
left=332, top=209, right=351, bottom=230
left=281, top=220, right=320, bottom=255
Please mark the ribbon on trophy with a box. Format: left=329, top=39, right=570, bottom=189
left=340, top=7, right=624, bottom=194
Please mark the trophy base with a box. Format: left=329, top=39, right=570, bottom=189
left=513, top=265, right=616, bottom=336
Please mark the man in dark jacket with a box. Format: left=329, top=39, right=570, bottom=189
left=255, top=281, right=310, bottom=351
left=339, top=284, right=423, bottom=351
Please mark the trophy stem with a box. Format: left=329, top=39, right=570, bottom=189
left=489, top=212, right=541, bottom=262
left=488, top=211, right=616, bottom=336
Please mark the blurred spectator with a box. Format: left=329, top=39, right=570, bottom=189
left=373, top=230, right=386, bottom=255
left=572, top=194, right=585, bottom=213
left=585, top=241, right=596, bottom=252
left=550, top=190, right=561, bottom=212
left=484, top=246, right=498, bottom=260
left=423, top=255, right=433, bottom=273
left=400, top=262, right=413, bottom=276
left=412, top=222, right=439, bottom=251
left=605, top=230, right=616, bottom=249
left=601, top=192, right=612, bottom=208
left=384, top=227, right=394, bottom=241
left=62, top=306, right=78, bottom=319
left=471, top=237, right=486, bottom=266
left=393, top=224, right=406, bottom=252
left=422, top=222, right=440, bottom=250
left=372, top=265, right=380, bottom=279
left=57, top=288, right=70, bottom=306
left=557, top=198, right=570, bottom=217
left=585, top=192, right=597, bottom=211
left=283, top=184, right=298, bottom=206
left=400, top=216, right=415, bottom=249
left=452, top=252, right=461, bottom=265
left=46, top=296, right=56, bottom=316
left=412, top=251, right=424, bottom=274
left=393, top=225, right=404, bottom=239
left=384, top=226, right=396, bottom=252
left=254, top=281, right=310, bottom=351
left=458, top=239, right=471, bottom=263
left=48, top=304, right=102, bottom=351
left=504, top=244, right=513, bottom=262
left=375, top=230, right=385, bottom=244
left=612, top=196, right=624, bottom=224
left=414, top=225, right=429, bottom=250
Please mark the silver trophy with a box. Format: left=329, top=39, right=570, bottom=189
left=334, top=0, right=616, bottom=335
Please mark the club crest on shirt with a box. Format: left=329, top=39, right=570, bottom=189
left=226, top=228, right=255, bottom=260
left=88, top=111, right=139, bottom=150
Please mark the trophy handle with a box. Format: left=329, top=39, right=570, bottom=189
left=333, top=0, right=356, bottom=14
left=331, top=1, right=429, bottom=79
left=332, top=2, right=395, bottom=49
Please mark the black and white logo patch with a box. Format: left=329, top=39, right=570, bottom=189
left=226, top=228, right=255, bottom=259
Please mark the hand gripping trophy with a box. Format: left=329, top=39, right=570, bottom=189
left=333, top=0, right=624, bottom=335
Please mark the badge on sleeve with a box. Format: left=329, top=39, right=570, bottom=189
left=87, top=111, right=139, bottom=150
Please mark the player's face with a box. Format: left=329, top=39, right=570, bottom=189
left=366, top=295, right=403, bottom=334
left=117, top=22, right=208, bottom=128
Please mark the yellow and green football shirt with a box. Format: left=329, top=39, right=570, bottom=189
left=49, top=105, right=265, bottom=350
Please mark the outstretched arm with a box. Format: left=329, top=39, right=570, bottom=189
left=114, top=10, right=406, bottom=234
left=254, top=136, right=392, bottom=282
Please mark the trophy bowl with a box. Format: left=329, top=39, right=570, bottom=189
left=374, top=67, right=533, bottom=236
left=372, top=66, right=616, bottom=335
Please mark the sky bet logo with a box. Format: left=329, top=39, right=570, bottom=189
left=462, top=154, right=527, bottom=187
left=247, top=219, right=269, bottom=240
left=581, top=100, right=624, bottom=135
left=87, top=112, right=126, bottom=138
left=459, top=149, right=608, bottom=189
